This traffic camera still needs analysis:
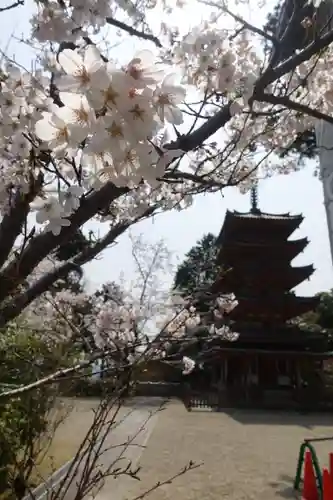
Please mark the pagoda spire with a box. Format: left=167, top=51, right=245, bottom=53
left=250, top=184, right=260, bottom=214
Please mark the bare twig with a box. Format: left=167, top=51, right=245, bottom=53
left=199, top=0, right=278, bottom=44
left=130, top=461, right=201, bottom=500
left=106, top=17, right=162, bottom=47
left=0, top=0, right=23, bottom=13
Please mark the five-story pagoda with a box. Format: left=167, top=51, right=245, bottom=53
left=203, top=188, right=332, bottom=407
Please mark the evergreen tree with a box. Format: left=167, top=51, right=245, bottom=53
left=174, top=233, right=220, bottom=316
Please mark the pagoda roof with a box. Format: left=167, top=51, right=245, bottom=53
left=232, top=209, right=302, bottom=220
left=228, top=294, right=319, bottom=322
left=212, top=264, right=315, bottom=292
left=217, top=238, right=309, bottom=264
left=218, top=210, right=303, bottom=243
left=163, top=324, right=332, bottom=365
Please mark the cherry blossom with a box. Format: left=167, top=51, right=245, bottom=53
left=31, top=197, right=65, bottom=225
left=0, top=0, right=333, bottom=343
left=35, top=106, right=87, bottom=156
left=153, top=74, right=186, bottom=124
left=124, top=51, right=164, bottom=88
left=182, top=356, right=196, bottom=375
left=57, top=46, right=109, bottom=94
left=59, top=185, right=84, bottom=215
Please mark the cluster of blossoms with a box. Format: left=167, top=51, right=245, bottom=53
left=0, top=42, right=186, bottom=234
left=31, top=0, right=153, bottom=44
left=19, top=277, right=142, bottom=351
left=89, top=295, right=141, bottom=350
left=2, top=0, right=333, bottom=359
left=1, top=0, right=332, bottom=239
left=170, top=5, right=333, bottom=184
left=174, top=26, right=260, bottom=105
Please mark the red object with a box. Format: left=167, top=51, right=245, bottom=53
left=303, top=451, right=319, bottom=500
left=323, top=468, right=333, bottom=500
left=329, top=454, right=333, bottom=479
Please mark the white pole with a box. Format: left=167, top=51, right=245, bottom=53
left=314, top=0, right=333, bottom=265
left=315, top=116, right=333, bottom=265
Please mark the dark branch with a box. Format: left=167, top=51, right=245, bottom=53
left=0, top=207, right=156, bottom=327
left=166, top=103, right=232, bottom=152
left=258, top=26, right=333, bottom=90
left=106, top=17, right=162, bottom=48
left=0, top=173, right=43, bottom=271
left=262, top=93, right=333, bottom=124
left=0, top=182, right=128, bottom=303
left=0, top=0, right=23, bottom=12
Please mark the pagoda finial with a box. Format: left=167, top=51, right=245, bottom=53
left=250, top=184, right=260, bottom=214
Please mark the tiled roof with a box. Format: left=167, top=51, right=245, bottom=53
left=231, top=210, right=303, bottom=220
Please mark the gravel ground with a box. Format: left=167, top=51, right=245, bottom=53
left=123, top=399, right=333, bottom=500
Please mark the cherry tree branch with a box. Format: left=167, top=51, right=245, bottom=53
left=169, top=27, right=333, bottom=153
left=0, top=207, right=156, bottom=327
left=0, top=182, right=127, bottom=303
left=0, top=348, right=113, bottom=398
left=1, top=26, right=332, bottom=309
left=261, top=93, right=333, bottom=123
left=105, top=17, right=162, bottom=47
left=166, top=102, right=232, bottom=151
left=258, top=25, right=333, bottom=89
left=0, top=0, right=23, bottom=12
left=0, top=173, right=43, bottom=271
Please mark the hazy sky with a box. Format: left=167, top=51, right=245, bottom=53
left=2, top=0, right=333, bottom=298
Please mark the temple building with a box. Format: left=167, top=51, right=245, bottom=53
left=181, top=189, right=333, bottom=410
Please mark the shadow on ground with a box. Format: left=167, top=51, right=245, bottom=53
left=123, top=397, right=170, bottom=408
left=223, top=408, right=333, bottom=429
left=186, top=405, right=333, bottom=429
left=269, top=474, right=300, bottom=499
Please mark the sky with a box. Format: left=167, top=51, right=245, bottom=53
left=1, top=0, right=333, bottom=298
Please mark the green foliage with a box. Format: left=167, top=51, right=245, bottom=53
left=314, top=290, right=333, bottom=330
left=174, top=233, right=219, bottom=296
left=298, top=289, right=333, bottom=333
left=0, top=324, right=77, bottom=498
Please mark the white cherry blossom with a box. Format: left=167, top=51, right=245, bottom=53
left=30, top=196, right=65, bottom=224
left=124, top=50, right=164, bottom=88
left=153, top=74, right=186, bottom=124
left=59, top=92, right=96, bottom=130
left=182, top=356, right=196, bottom=375
left=59, top=185, right=84, bottom=215
left=45, top=216, right=71, bottom=236
left=35, top=106, right=87, bottom=155
left=56, top=46, right=108, bottom=93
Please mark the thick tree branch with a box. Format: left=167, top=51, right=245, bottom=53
left=0, top=182, right=127, bottom=304
left=168, top=28, right=333, bottom=155
left=261, top=93, right=333, bottom=124
left=258, top=26, right=333, bottom=90
left=0, top=173, right=43, bottom=271
left=166, top=103, right=232, bottom=152
left=105, top=17, right=162, bottom=48
left=0, top=207, right=156, bottom=327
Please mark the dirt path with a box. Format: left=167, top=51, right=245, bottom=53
left=124, top=400, right=333, bottom=500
